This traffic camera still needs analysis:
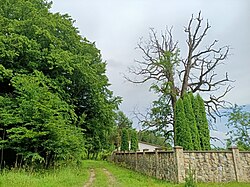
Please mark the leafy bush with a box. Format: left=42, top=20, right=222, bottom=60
left=184, top=166, right=197, bottom=187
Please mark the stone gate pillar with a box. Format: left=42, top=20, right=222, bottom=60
left=174, top=146, right=185, bottom=183
left=230, top=146, right=243, bottom=182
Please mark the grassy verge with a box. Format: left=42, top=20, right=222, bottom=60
left=0, top=160, right=250, bottom=187
left=0, top=165, right=89, bottom=187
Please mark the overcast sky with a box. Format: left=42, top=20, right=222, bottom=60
left=51, top=0, right=250, bottom=146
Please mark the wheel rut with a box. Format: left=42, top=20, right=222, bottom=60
left=102, top=168, right=117, bottom=187
left=83, top=168, right=96, bottom=187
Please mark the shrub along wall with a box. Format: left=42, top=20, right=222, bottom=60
left=111, top=146, right=250, bottom=183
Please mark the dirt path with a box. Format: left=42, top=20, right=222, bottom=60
left=83, top=168, right=96, bottom=187
left=102, top=168, right=117, bottom=187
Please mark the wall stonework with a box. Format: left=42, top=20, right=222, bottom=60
left=183, top=151, right=236, bottom=182
left=112, top=147, right=250, bottom=183
left=157, top=151, right=176, bottom=181
left=239, top=152, right=250, bottom=181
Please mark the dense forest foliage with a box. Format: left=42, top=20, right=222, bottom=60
left=0, top=0, right=120, bottom=167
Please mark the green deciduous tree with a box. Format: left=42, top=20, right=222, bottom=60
left=138, top=130, right=171, bottom=149
left=0, top=0, right=119, bottom=167
left=0, top=71, right=84, bottom=166
left=110, top=111, right=133, bottom=150
left=175, top=98, right=193, bottom=150
left=135, top=94, right=173, bottom=145
left=115, top=111, right=133, bottom=130
left=226, top=105, right=250, bottom=150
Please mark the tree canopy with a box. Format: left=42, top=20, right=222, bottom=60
left=0, top=0, right=119, bottom=167
left=226, top=105, right=250, bottom=150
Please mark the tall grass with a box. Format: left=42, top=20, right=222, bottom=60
left=0, top=165, right=88, bottom=187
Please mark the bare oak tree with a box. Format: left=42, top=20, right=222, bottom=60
left=127, top=12, right=233, bottom=144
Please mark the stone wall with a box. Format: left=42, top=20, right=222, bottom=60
left=111, top=147, right=250, bottom=183
left=183, top=150, right=236, bottom=182
left=240, top=152, right=250, bottom=181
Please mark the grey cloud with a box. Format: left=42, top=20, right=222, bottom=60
left=51, top=0, right=250, bottom=121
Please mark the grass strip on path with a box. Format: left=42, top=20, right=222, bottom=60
left=91, top=167, right=110, bottom=187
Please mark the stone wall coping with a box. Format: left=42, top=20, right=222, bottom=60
left=115, top=150, right=174, bottom=154
left=143, top=151, right=156, bottom=154
left=136, top=152, right=143, bottom=154
left=114, top=150, right=250, bottom=154
left=158, top=150, right=174, bottom=153
left=239, top=151, right=250, bottom=153
left=174, top=146, right=183, bottom=149
left=183, top=150, right=232, bottom=153
left=115, top=151, right=147, bottom=155
left=229, top=146, right=238, bottom=149
left=143, top=150, right=174, bottom=154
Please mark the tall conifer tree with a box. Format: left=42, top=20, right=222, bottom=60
left=189, top=92, right=195, bottom=109
left=120, top=129, right=129, bottom=151
left=175, top=98, right=193, bottom=150
left=195, top=95, right=211, bottom=150
left=130, top=129, right=138, bottom=151
left=183, top=93, right=201, bottom=150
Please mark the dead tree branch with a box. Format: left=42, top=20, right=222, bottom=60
left=127, top=12, right=233, bottom=142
